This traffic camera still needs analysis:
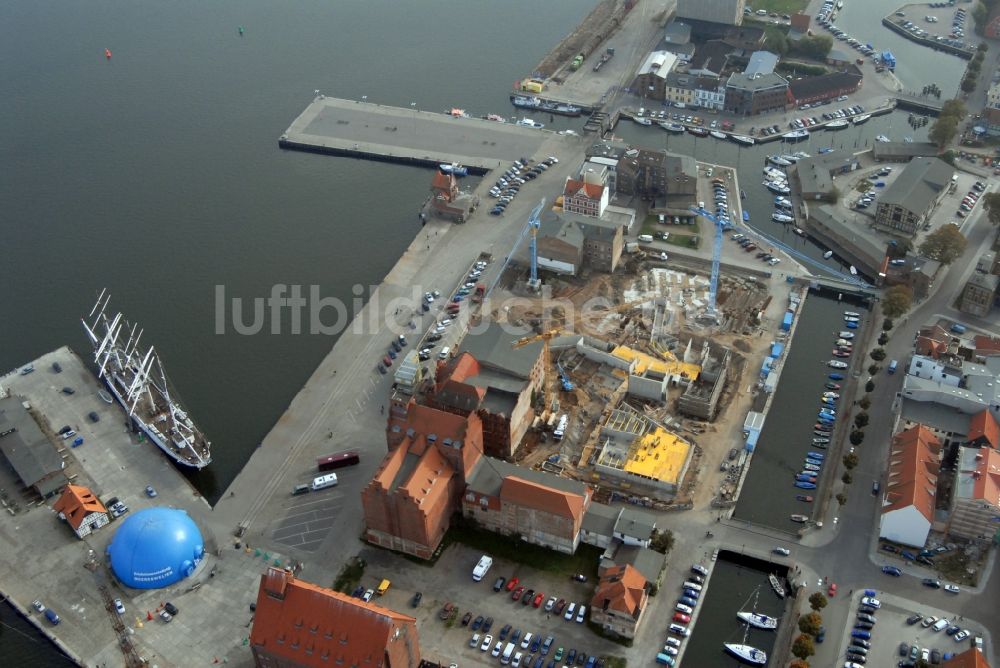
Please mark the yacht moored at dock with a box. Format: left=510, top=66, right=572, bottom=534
left=731, top=134, right=755, bottom=146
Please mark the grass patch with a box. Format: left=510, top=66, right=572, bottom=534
left=604, top=656, right=628, bottom=668
left=663, top=234, right=700, bottom=249
left=641, top=215, right=701, bottom=248
left=747, top=0, right=809, bottom=15
left=855, top=181, right=872, bottom=193
left=332, top=556, right=366, bottom=593
left=443, top=518, right=602, bottom=579
left=586, top=621, right=634, bottom=647
left=936, top=550, right=981, bottom=587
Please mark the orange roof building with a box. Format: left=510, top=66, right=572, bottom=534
left=563, top=176, right=608, bottom=218
left=915, top=325, right=951, bottom=359
left=589, top=564, right=649, bottom=639
left=250, top=567, right=421, bottom=668
left=879, top=425, right=941, bottom=548
left=943, top=648, right=991, bottom=668
left=52, top=484, right=108, bottom=538
left=950, top=446, right=1000, bottom=541
left=363, top=401, right=483, bottom=559
left=462, top=459, right=592, bottom=554
left=967, top=410, right=1000, bottom=449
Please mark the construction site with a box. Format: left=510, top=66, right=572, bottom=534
left=397, top=242, right=777, bottom=514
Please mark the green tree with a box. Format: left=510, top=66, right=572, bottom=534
left=868, top=364, right=880, bottom=375
left=836, top=492, right=848, bottom=506
left=961, top=77, right=977, bottom=94
left=859, top=395, right=871, bottom=410
left=792, top=634, right=816, bottom=660
left=983, top=192, right=1000, bottom=226
left=940, top=99, right=967, bottom=118
left=940, top=150, right=956, bottom=166
left=842, top=471, right=853, bottom=484
left=843, top=452, right=860, bottom=469
left=882, top=318, right=894, bottom=331
left=854, top=412, right=870, bottom=429
left=792, top=35, right=834, bottom=59
left=929, top=114, right=959, bottom=149
left=765, top=27, right=789, bottom=55
left=919, top=223, right=967, bottom=264
left=851, top=430, right=865, bottom=445
left=808, top=592, right=828, bottom=611
left=798, top=612, right=823, bottom=635
left=883, top=285, right=914, bottom=318
left=789, top=661, right=810, bottom=668
left=650, top=528, right=674, bottom=555
left=878, top=332, right=889, bottom=346
left=865, top=380, right=875, bottom=392
left=870, top=348, right=887, bottom=361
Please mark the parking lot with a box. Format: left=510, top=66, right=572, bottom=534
left=351, top=542, right=621, bottom=667
left=832, top=590, right=982, bottom=667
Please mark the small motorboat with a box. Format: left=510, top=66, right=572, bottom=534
left=838, top=332, right=855, bottom=340
left=844, top=311, right=860, bottom=317
left=822, top=391, right=840, bottom=398
left=833, top=350, right=851, bottom=358
left=635, top=117, right=653, bottom=126
left=774, top=196, right=792, bottom=208
left=784, top=129, right=809, bottom=141
left=794, top=227, right=805, bottom=236
left=731, top=135, right=756, bottom=146
left=796, top=474, right=817, bottom=483
left=813, top=437, right=830, bottom=444
left=829, top=373, right=845, bottom=380
left=743, top=210, right=750, bottom=222
left=806, top=458, right=825, bottom=467
left=710, top=130, right=727, bottom=140
left=795, top=481, right=817, bottom=489
left=845, top=316, right=860, bottom=323
left=516, top=118, right=545, bottom=129
left=660, top=122, right=686, bottom=133
left=814, top=431, right=831, bottom=438
left=768, top=155, right=793, bottom=167
left=764, top=166, right=785, bottom=179
left=828, top=360, right=848, bottom=369
left=439, top=163, right=468, bottom=177
left=818, top=147, right=835, bottom=154
left=823, top=250, right=834, bottom=259
left=826, top=382, right=841, bottom=390
left=846, top=321, right=859, bottom=329
left=808, top=452, right=825, bottom=460
left=790, top=514, right=810, bottom=523
left=688, top=126, right=709, bottom=137
left=802, top=463, right=821, bottom=472
left=98, top=389, right=114, bottom=404
left=740, top=189, right=747, bottom=199
left=825, top=120, right=849, bottom=130
left=769, top=573, right=786, bottom=598
left=876, top=134, right=890, bottom=142
left=765, top=182, right=790, bottom=195
left=796, top=494, right=814, bottom=502
left=853, top=114, right=871, bottom=124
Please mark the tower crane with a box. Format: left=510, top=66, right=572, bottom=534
left=511, top=299, right=646, bottom=414
left=688, top=205, right=728, bottom=322
left=527, top=199, right=545, bottom=291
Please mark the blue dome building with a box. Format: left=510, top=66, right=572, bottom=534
left=107, top=507, right=204, bottom=589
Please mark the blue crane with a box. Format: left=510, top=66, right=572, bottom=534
left=689, top=205, right=729, bottom=320
left=527, top=199, right=545, bottom=290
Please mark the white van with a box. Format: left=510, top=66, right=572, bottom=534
left=501, top=642, right=515, bottom=664
left=438, top=346, right=451, bottom=360
left=564, top=602, right=576, bottom=620
left=932, top=618, right=949, bottom=632
left=638, top=234, right=653, bottom=243
left=311, top=473, right=339, bottom=491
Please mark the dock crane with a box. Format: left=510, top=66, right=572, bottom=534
left=688, top=205, right=729, bottom=322
left=511, top=299, right=646, bottom=414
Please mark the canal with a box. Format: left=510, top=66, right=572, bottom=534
left=733, top=291, right=870, bottom=532
left=682, top=553, right=790, bottom=668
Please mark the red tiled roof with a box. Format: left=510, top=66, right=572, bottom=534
left=447, top=353, right=481, bottom=383
left=250, top=568, right=420, bottom=668
left=52, top=484, right=106, bottom=529
left=943, top=648, right=991, bottom=668
left=882, top=425, right=940, bottom=523
left=398, top=441, right=453, bottom=508
left=591, top=564, right=647, bottom=617
left=563, top=178, right=604, bottom=201
left=968, top=410, right=1000, bottom=448
left=431, top=170, right=455, bottom=194
left=914, top=336, right=947, bottom=359
left=500, top=476, right=587, bottom=520
left=967, top=446, right=1000, bottom=507
left=974, top=335, right=1000, bottom=355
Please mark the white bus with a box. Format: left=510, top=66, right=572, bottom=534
left=311, top=473, right=339, bottom=491
left=472, top=554, right=493, bottom=581
left=553, top=414, right=568, bottom=441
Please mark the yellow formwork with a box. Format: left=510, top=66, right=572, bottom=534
left=623, top=428, right=691, bottom=485
left=611, top=345, right=701, bottom=381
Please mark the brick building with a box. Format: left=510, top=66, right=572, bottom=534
left=616, top=148, right=697, bottom=212
left=724, top=72, right=789, bottom=116
left=787, top=70, right=863, bottom=106
left=633, top=51, right=679, bottom=101
left=589, top=564, right=650, bottom=640
left=423, top=328, right=544, bottom=459
left=250, top=567, right=421, bottom=668
left=960, top=272, right=998, bottom=317
left=563, top=175, right=609, bottom=218
left=462, top=459, right=592, bottom=554
left=363, top=401, right=482, bottom=558
left=950, top=446, right=1000, bottom=542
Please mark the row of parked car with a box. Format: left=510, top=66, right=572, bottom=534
left=956, top=179, right=987, bottom=219
left=469, top=626, right=603, bottom=668
left=489, top=157, right=558, bottom=217
left=658, top=564, right=709, bottom=666
left=897, top=611, right=977, bottom=666
left=491, top=575, right=588, bottom=623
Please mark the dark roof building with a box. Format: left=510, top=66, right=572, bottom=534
left=724, top=72, right=789, bottom=116
left=250, top=567, right=421, bottom=668
left=688, top=40, right=733, bottom=77
left=874, top=157, right=954, bottom=236
left=871, top=141, right=939, bottom=162
left=791, top=149, right=861, bottom=200
left=0, top=395, right=67, bottom=498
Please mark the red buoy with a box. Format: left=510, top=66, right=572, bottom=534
left=105, top=48, right=112, bottom=59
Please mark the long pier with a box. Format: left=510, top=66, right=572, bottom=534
left=881, top=15, right=975, bottom=60
left=279, top=96, right=549, bottom=174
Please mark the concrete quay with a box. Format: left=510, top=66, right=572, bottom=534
left=279, top=96, right=549, bottom=173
